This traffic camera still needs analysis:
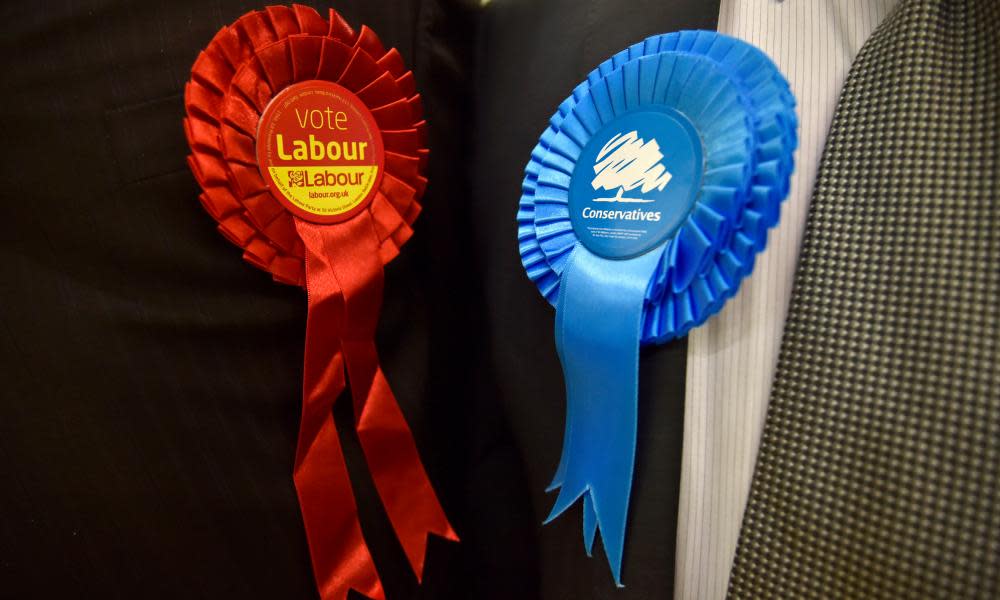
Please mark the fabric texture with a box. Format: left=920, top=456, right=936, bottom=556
left=728, top=0, right=1000, bottom=597
left=0, top=1, right=480, bottom=599
left=677, top=2, right=899, bottom=599
left=473, top=2, right=720, bottom=598
left=0, top=1, right=720, bottom=599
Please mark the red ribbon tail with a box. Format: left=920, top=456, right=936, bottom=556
left=344, top=339, right=460, bottom=579
left=295, top=224, right=384, bottom=600
left=299, top=212, right=458, bottom=583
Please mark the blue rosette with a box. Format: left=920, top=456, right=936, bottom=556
left=517, top=31, right=796, bottom=585
left=519, top=30, right=797, bottom=342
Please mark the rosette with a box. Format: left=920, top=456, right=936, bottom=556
left=517, top=31, right=797, bottom=585
left=183, top=6, right=454, bottom=600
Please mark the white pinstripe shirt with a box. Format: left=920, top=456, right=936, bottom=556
left=675, top=1, right=901, bottom=598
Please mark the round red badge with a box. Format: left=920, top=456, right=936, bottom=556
left=256, top=80, right=385, bottom=224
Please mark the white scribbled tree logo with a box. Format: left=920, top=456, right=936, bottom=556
left=591, top=131, right=672, bottom=203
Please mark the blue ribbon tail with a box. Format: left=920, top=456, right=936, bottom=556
left=547, top=290, right=574, bottom=493
left=583, top=493, right=597, bottom=557
left=546, top=244, right=662, bottom=586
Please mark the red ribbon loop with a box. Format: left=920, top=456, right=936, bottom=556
left=296, top=215, right=456, bottom=599
left=294, top=296, right=383, bottom=599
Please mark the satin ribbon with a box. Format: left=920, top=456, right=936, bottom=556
left=518, top=31, right=798, bottom=586
left=547, top=245, right=664, bottom=586
left=183, top=7, right=455, bottom=598
left=295, top=213, right=457, bottom=600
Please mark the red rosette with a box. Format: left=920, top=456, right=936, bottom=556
left=184, top=3, right=427, bottom=285
left=182, top=7, right=454, bottom=600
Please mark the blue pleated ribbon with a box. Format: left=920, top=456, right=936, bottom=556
left=548, top=244, right=664, bottom=586
left=517, top=30, right=798, bottom=587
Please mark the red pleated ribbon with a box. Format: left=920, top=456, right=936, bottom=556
left=182, top=5, right=456, bottom=599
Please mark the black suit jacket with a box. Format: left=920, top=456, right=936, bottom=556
left=0, top=1, right=719, bottom=598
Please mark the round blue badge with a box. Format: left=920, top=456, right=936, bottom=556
left=568, top=108, right=703, bottom=259
left=515, top=30, right=799, bottom=589
left=515, top=30, right=799, bottom=592
left=518, top=30, right=799, bottom=343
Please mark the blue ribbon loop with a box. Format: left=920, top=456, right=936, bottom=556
left=518, top=30, right=798, bottom=585
left=548, top=245, right=664, bottom=586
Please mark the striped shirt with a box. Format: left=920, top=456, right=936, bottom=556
left=676, top=1, right=901, bottom=598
